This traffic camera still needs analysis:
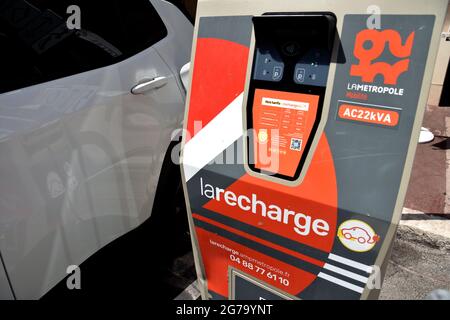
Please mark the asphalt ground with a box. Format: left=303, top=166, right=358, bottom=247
left=382, top=95, right=450, bottom=299
left=403, top=102, right=449, bottom=215
left=380, top=225, right=450, bottom=300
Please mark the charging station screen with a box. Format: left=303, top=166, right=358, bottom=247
left=252, top=88, right=320, bottom=178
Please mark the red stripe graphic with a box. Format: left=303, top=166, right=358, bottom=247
left=193, top=213, right=325, bottom=268
left=186, top=38, right=249, bottom=142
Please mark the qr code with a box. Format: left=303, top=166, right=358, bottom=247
left=290, top=138, right=303, bottom=151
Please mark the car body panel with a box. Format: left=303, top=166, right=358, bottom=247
left=0, top=255, right=14, bottom=299
left=0, top=1, right=193, bottom=299
left=152, top=0, right=195, bottom=89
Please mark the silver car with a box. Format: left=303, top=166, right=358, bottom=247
left=0, top=0, right=193, bottom=299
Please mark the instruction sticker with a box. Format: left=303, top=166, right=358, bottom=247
left=252, top=89, right=320, bottom=177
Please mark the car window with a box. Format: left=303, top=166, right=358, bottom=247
left=0, top=0, right=167, bottom=94
left=164, top=0, right=197, bottom=22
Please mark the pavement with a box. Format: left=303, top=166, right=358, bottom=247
left=402, top=86, right=450, bottom=223
left=380, top=225, right=450, bottom=300
left=403, top=104, right=449, bottom=216
left=381, top=88, right=450, bottom=299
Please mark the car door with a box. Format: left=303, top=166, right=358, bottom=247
left=0, top=0, right=191, bottom=299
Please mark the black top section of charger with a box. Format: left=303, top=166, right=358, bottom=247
left=246, top=13, right=337, bottom=181
left=251, top=14, right=336, bottom=87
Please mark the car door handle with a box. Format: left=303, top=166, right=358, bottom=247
left=131, top=76, right=168, bottom=94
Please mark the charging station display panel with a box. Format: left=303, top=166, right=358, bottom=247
left=246, top=14, right=335, bottom=181
left=252, top=89, right=320, bottom=177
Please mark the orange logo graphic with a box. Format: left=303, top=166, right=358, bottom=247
left=350, top=29, right=415, bottom=85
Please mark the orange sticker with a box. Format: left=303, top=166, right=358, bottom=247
left=253, top=89, right=320, bottom=178
left=338, top=104, right=400, bottom=127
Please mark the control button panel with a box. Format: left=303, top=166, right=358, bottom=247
left=253, top=46, right=285, bottom=82
left=293, top=48, right=331, bottom=86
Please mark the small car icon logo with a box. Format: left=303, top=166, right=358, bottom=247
left=337, top=220, right=380, bottom=252
left=341, top=227, right=380, bottom=244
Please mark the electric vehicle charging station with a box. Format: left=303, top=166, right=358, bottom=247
left=181, top=0, right=448, bottom=300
